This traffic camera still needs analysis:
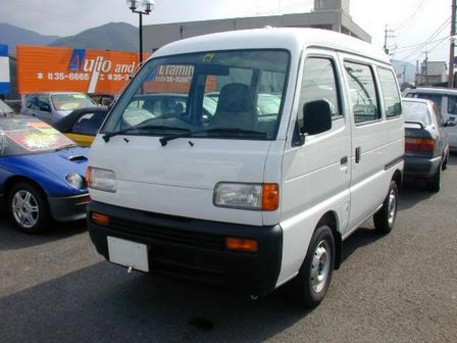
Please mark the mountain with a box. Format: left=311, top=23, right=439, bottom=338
left=48, top=22, right=139, bottom=52
left=0, top=23, right=60, bottom=53
left=392, top=60, right=416, bottom=84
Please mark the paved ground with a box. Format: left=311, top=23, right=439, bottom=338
left=1, top=157, right=456, bottom=343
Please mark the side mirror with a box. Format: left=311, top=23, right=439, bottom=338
left=302, top=99, right=332, bottom=135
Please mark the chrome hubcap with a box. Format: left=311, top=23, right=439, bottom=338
left=12, top=190, right=39, bottom=228
left=387, top=189, right=397, bottom=226
left=310, top=240, right=331, bottom=293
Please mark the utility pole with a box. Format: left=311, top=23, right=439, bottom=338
left=449, top=0, right=456, bottom=88
left=383, top=25, right=395, bottom=55
left=423, top=50, right=429, bottom=86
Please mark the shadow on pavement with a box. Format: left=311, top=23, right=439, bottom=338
left=0, top=262, right=310, bottom=343
left=0, top=217, right=87, bottom=251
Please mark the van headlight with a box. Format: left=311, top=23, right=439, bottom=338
left=65, top=173, right=86, bottom=190
left=213, top=183, right=279, bottom=211
left=86, top=167, right=116, bottom=192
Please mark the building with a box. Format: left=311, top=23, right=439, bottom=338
left=143, top=0, right=371, bottom=52
left=416, top=60, right=448, bottom=86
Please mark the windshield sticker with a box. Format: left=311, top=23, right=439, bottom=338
left=5, top=130, right=74, bottom=152
left=203, top=54, right=215, bottom=63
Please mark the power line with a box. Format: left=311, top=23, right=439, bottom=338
left=393, top=0, right=427, bottom=38
left=398, top=17, right=451, bottom=61
left=393, top=37, right=448, bottom=53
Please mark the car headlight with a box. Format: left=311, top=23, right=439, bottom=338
left=213, top=183, right=279, bottom=211
left=86, top=167, right=116, bottom=192
left=65, top=173, right=86, bottom=190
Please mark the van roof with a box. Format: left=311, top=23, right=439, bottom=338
left=152, top=27, right=390, bottom=64
left=403, top=87, right=457, bottom=95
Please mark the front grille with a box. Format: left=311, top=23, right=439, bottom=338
left=108, top=216, right=226, bottom=251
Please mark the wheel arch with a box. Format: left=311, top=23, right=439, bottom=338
left=392, top=168, right=403, bottom=190
left=3, top=176, right=49, bottom=210
left=316, top=211, right=342, bottom=270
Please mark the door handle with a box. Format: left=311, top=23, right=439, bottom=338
left=355, top=147, right=361, bottom=163
left=340, top=156, right=348, bottom=165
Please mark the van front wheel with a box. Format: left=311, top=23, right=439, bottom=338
left=290, top=225, right=335, bottom=308
left=373, top=180, right=398, bottom=234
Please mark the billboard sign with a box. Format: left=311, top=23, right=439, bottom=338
left=0, top=44, right=10, bottom=95
left=17, top=45, right=150, bottom=95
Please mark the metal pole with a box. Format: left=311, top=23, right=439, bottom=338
left=139, top=12, right=143, bottom=64
left=449, top=0, right=456, bottom=88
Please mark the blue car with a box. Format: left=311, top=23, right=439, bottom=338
left=0, top=114, right=90, bottom=233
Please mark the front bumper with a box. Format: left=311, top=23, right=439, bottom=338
left=87, top=201, right=283, bottom=296
left=48, top=193, right=90, bottom=222
left=403, top=155, right=441, bottom=178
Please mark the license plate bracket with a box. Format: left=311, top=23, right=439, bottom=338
left=107, top=236, right=149, bottom=272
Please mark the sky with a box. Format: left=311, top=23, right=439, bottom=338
left=0, top=0, right=452, bottom=64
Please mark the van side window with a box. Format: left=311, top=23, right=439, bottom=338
left=447, top=95, right=457, bottom=115
left=298, top=57, right=341, bottom=123
left=344, top=61, right=380, bottom=124
left=377, top=68, right=402, bottom=118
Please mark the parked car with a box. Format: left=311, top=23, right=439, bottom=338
left=21, top=92, right=97, bottom=125
left=403, top=87, right=457, bottom=122
left=403, top=87, right=457, bottom=151
left=0, top=115, right=90, bottom=233
left=403, top=98, right=452, bottom=191
left=53, top=106, right=108, bottom=147
left=0, top=99, right=15, bottom=116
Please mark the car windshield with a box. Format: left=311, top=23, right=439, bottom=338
left=403, top=101, right=432, bottom=126
left=51, top=94, right=96, bottom=111
left=0, top=116, right=77, bottom=156
left=102, top=49, right=289, bottom=140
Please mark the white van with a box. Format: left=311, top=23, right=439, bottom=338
left=87, top=28, right=404, bottom=308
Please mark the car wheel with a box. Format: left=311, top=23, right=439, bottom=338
left=7, top=183, right=51, bottom=234
left=427, top=164, right=441, bottom=192
left=289, top=225, right=335, bottom=308
left=373, top=180, right=398, bottom=234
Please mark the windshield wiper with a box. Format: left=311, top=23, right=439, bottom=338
left=55, top=143, right=79, bottom=151
left=103, top=123, right=190, bottom=142
left=159, top=127, right=267, bottom=146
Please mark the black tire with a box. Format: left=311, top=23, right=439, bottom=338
left=373, top=180, right=398, bottom=234
left=442, top=152, right=448, bottom=171
left=289, top=225, right=335, bottom=308
left=426, top=164, right=441, bottom=192
left=7, top=182, right=51, bottom=234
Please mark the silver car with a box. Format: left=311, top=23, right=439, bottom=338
left=403, top=98, right=454, bottom=192
left=21, top=92, right=96, bottom=124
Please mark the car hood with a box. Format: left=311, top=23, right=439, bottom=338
left=19, top=147, right=89, bottom=175
left=1, top=147, right=89, bottom=196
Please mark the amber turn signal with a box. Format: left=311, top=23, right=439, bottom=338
left=262, top=183, right=279, bottom=211
left=226, top=237, right=258, bottom=253
left=91, top=212, right=110, bottom=226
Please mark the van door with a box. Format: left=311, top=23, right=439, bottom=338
left=344, top=60, right=402, bottom=232
left=280, top=51, right=351, bottom=279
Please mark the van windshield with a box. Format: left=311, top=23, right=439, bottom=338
left=102, top=49, right=289, bottom=141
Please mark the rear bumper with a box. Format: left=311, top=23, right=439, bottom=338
left=87, top=201, right=283, bottom=295
left=404, top=155, right=441, bottom=178
left=48, top=193, right=90, bottom=222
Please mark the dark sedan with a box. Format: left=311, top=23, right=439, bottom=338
left=403, top=98, right=453, bottom=192
left=53, top=106, right=108, bottom=147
